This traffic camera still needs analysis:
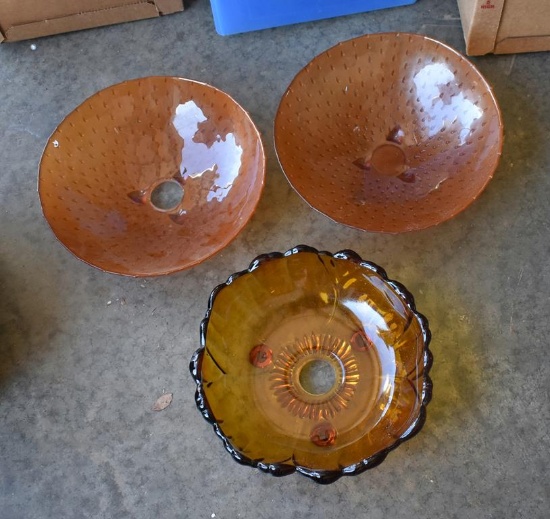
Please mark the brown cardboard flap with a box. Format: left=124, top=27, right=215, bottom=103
left=1, top=1, right=183, bottom=42
left=154, top=0, right=183, bottom=14
left=457, top=0, right=506, bottom=55
left=458, top=0, right=550, bottom=55
left=497, top=0, right=550, bottom=39
left=495, top=35, right=550, bottom=54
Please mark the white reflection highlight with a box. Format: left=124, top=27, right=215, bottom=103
left=172, top=101, right=243, bottom=202
left=342, top=298, right=397, bottom=410
left=342, top=299, right=388, bottom=332
left=413, top=63, right=482, bottom=144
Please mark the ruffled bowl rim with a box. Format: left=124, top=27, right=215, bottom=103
left=190, top=245, right=433, bottom=484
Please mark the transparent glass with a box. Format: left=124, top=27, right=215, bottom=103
left=190, top=246, right=432, bottom=483
left=39, top=77, right=265, bottom=276
left=274, top=33, right=503, bottom=233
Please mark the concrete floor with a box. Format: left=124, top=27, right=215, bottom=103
left=1, top=0, right=549, bottom=517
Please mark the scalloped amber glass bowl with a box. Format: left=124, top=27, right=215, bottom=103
left=39, top=77, right=265, bottom=276
left=190, top=246, right=432, bottom=483
left=275, top=33, right=503, bottom=233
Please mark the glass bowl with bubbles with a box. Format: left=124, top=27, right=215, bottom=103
left=275, top=33, right=503, bottom=233
left=39, top=77, right=264, bottom=276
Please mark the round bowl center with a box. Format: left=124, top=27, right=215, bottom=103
left=298, top=359, right=337, bottom=395
left=150, top=180, right=184, bottom=212
left=370, top=143, right=408, bottom=177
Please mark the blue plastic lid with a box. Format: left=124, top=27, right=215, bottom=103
left=210, top=0, right=417, bottom=36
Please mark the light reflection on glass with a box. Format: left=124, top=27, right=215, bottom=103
left=413, top=63, right=483, bottom=145
left=342, top=298, right=388, bottom=333
left=341, top=298, right=397, bottom=408
left=172, top=101, right=243, bottom=202
left=367, top=275, right=408, bottom=319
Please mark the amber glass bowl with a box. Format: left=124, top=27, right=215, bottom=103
left=39, top=77, right=265, bottom=276
left=190, top=246, right=432, bottom=483
left=275, top=33, right=503, bottom=233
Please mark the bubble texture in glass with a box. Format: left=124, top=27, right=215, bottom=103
left=39, top=77, right=265, bottom=276
left=190, top=246, right=432, bottom=484
left=274, top=33, right=503, bottom=233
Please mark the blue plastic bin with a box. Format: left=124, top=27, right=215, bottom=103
left=209, top=0, right=417, bottom=36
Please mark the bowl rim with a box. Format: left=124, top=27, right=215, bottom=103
left=273, top=32, right=504, bottom=234
left=38, top=76, right=266, bottom=277
left=190, top=244, right=433, bottom=484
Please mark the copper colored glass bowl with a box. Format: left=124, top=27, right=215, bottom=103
left=190, top=245, right=432, bottom=484
left=39, top=77, right=265, bottom=276
left=274, top=33, right=503, bottom=233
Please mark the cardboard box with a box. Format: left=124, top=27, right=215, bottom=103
left=457, top=0, right=550, bottom=55
left=0, top=0, right=183, bottom=43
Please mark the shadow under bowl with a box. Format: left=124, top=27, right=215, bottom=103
left=275, top=33, right=503, bottom=233
left=39, top=76, right=265, bottom=276
left=190, top=245, right=432, bottom=483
